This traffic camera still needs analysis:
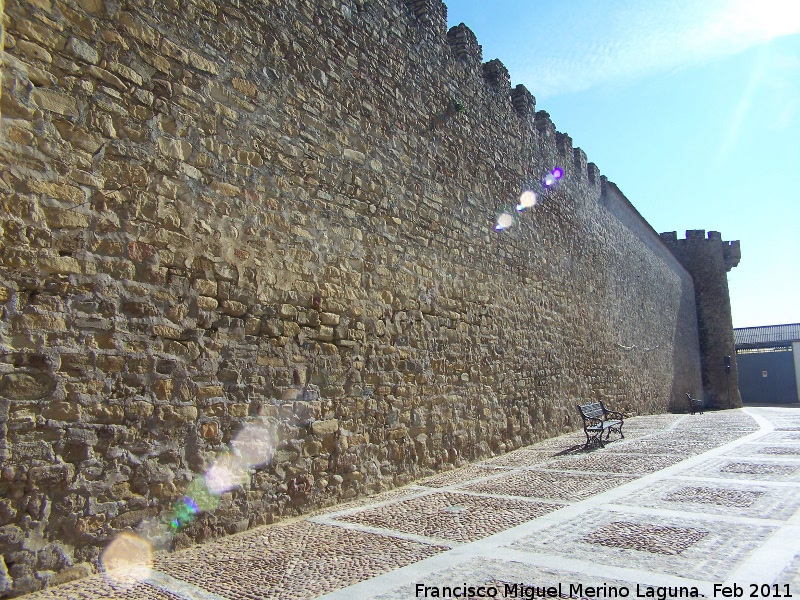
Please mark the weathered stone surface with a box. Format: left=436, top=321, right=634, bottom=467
left=0, top=0, right=725, bottom=594
left=0, top=373, right=57, bottom=400
left=312, top=419, right=339, bottom=436
left=31, top=88, right=78, bottom=116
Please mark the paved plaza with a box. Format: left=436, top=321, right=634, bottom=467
left=20, top=407, right=800, bottom=599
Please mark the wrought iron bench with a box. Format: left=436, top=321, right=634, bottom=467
left=686, top=393, right=703, bottom=415
left=577, top=401, right=625, bottom=449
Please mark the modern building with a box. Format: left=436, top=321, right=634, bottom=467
left=734, top=324, right=800, bottom=404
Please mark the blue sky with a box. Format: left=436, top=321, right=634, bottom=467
left=443, top=0, right=800, bottom=328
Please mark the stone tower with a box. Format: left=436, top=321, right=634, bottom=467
left=660, top=230, right=742, bottom=408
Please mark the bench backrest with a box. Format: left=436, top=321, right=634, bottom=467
left=578, top=402, right=605, bottom=420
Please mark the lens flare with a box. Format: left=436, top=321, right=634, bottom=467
left=185, top=476, right=221, bottom=512
left=205, top=453, right=248, bottom=495
left=495, top=212, right=515, bottom=230
left=518, top=190, right=538, bottom=209
left=135, top=518, right=173, bottom=552
left=551, top=166, right=564, bottom=180
left=544, top=173, right=556, bottom=187
left=231, top=424, right=276, bottom=467
left=100, top=532, right=153, bottom=587
left=169, top=496, right=200, bottom=530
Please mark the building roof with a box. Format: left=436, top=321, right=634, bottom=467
left=734, top=323, right=800, bottom=348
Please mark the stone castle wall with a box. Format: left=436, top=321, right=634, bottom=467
left=0, top=0, right=703, bottom=594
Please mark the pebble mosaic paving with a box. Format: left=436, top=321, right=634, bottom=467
left=542, top=452, right=685, bottom=474
left=480, top=447, right=561, bottom=467
left=462, top=469, right=634, bottom=501
left=21, top=579, right=185, bottom=600
left=676, top=458, right=800, bottom=482
left=510, top=508, right=776, bottom=581
left=614, top=479, right=800, bottom=519
left=156, top=520, right=446, bottom=600
left=664, top=485, right=764, bottom=508
left=583, top=521, right=709, bottom=555
left=757, top=446, right=800, bottom=456
left=336, top=491, right=562, bottom=543
left=370, top=558, right=648, bottom=600
left=724, top=444, right=800, bottom=458
left=606, top=437, right=719, bottom=456
left=417, top=465, right=507, bottom=488
left=754, top=431, right=800, bottom=443
left=17, top=409, right=789, bottom=600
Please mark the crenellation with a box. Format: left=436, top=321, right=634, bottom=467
left=510, top=83, right=535, bottom=117
left=572, top=147, right=587, bottom=182
left=481, top=57, right=510, bottom=91
left=724, top=240, right=741, bottom=271
left=587, top=162, right=600, bottom=186
left=534, top=109, right=555, bottom=138
left=555, top=131, right=573, bottom=159
left=446, top=23, right=482, bottom=68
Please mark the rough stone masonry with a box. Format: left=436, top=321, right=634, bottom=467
left=0, top=0, right=739, bottom=594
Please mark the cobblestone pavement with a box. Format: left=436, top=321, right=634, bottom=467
left=18, top=408, right=800, bottom=599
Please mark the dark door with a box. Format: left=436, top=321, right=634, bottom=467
left=736, top=348, right=798, bottom=404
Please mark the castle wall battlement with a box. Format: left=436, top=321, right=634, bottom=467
left=0, top=0, right=708, bottom=593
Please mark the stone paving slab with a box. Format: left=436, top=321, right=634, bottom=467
left=509, top=507, right=776, bottom=581
left=334, top=491, right=562, bottom=543
left=416, top=465, right=508, bottom=488
left=19, top=578, right=185, bottom=600
left=370, top=557, right=662, bottom=600
left=613, top=478, right=800, bottom=519
left=606, top=436, right=721, bottom=456
left=678, top=457, right=800, bottom=482
left=541, top=451, right=686, bottom=474
left=461, top=469, right=634, bottom=502
left=479, top=447, right=560, bottom=467
left=155, top=520, right=446, bottom=600
left=722, top=444, right=800, bottom=458
left=754, top=431, right=800, bottom=443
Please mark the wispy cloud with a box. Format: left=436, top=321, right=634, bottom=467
left=509, top=0, right=800, bottom=98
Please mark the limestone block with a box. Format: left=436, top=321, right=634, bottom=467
left=89, top=403, right=124, bottom=423
left=228, top=403, right=249, bottom=417
left=311, top=419, right=339, bottom=436
left=196, top=385, right=224, bottom=401
left=159, top=405, right=198, bottom=422
left=0, top=373, right=57, bottom=400
left=16, top=39, right=53, bottom=63
left=126, top=401, right=154, bottom=419
left=152, top=325, right=181, bottom=339
left=40, top=256, right=81, bottom=274
left=231, top=77, right=258, bottom=98
left=66, top=37, right=98, bottom=64
left=200, top=421, right=219, bottom=439
left=42, top=206, right=87, bottom=229
left=193, top=279, right=218, bottom=296
left=30, top=88, right=79, bottom=118
left=42, top=402, right=82, bottom=421
left=158, top=137, right=193, bottom=160
left=222, top=300, right=247, bottom=317
left=197, top=296, right=219, bottom=310
left=153, top=379, right=173, bottom=400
